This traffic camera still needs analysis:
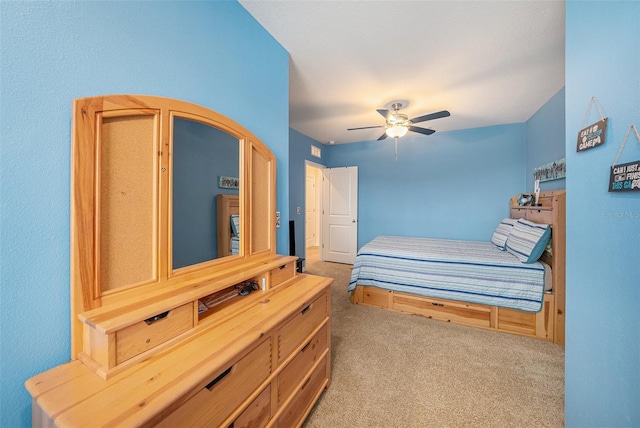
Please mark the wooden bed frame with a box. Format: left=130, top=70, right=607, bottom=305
left=351, top=190, right=566, bottom=345
left=217, top=194, right=240, bottom=257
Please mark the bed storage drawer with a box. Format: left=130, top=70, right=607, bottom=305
left=392, top=293, right=491, bottom=328
left=362, top=286, right=389, bottom=307
left=277, top=324, right=328, bottom=406
left=115, top=303, right=193, bottom=364
left=497, top=292, right=555, bottom=340
left=276, top=355, right=328, bottom=428
left=277, top=292, right=327, bottom=363
left=270, top=261, right=295, bottom=287
left=497, top=307, right=536, bottom=336
left=158, top=338, right=272, bottom=428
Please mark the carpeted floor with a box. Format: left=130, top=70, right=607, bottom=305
left=302, top=247, right=565, bottom=428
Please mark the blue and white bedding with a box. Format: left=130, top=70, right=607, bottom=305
left=348, top=235, right=548, bottom=312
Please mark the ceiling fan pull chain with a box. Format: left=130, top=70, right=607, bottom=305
left=395, top=137, right=398, bottom=161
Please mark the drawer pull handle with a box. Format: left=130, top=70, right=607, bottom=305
left=431, top=302, right=445, bottom=307
left=301, top=376, right=311, bottom=390
left=279, top=264, right=286, bottom=270
left=301, top=304, right=311, bottom=314
left=205, top=366, right=232, bottom=390
left=144, top=311, right=170, bottom=325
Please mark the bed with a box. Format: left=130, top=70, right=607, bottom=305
left=349, top=190, right=565, bottom=345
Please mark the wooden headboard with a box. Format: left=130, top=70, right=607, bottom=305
left=217, top=194, right=240, bottom=257
left=510, top=190, right=566, bottom=345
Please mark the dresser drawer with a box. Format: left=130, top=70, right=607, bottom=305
left=115, top=303, right=193, bottom=364
left=230, top=385, right=271, bottom=428
left=278, top=324, right=328, bottom=406
left=277, top=355, right=328, bottom=428
left=278, top=292, right=327, bottom=363
left=270, top=261, right=295, bottom=287
left=158, top=338, right=272, bottom=428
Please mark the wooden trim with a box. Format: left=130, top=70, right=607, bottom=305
left=352, top=286, right=555, bottom=342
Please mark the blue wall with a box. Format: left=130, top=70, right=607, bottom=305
left=565, top=2, right=640, bottom=426
left=526, top=88, right=566, bottom=192
left=289, top=129, right=327, bottom=260
left=326, top=124, right=526, bottom=248
left=0, top=2, right=288, bottom=426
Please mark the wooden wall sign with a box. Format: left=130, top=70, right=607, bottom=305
left=577, top=118, right=607, bottom=152
left=609, top=125, right=640, bottom=192
left=577, top=97, right=608, bottom=152
left=609, top=160, right=640, bottom=192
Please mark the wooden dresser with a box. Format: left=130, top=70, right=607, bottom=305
left=26, top=259, right=332, bottom=427
left=25, top=95, right=332, bottom=427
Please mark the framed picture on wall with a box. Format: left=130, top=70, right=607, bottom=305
left=218, top=176, right=239, bottom=189
left=534, top=158, right=566, bottom=182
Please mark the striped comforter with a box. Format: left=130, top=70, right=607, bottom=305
left=348, top=236, right=546, bottom=312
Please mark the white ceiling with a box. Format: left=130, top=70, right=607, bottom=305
left=239, top=0, right=565, bottom=145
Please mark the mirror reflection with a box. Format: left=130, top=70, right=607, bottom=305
left=172, top=117, right=240, bottom=270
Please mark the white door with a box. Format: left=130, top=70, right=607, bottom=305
left=305, top=170, right=317, bottom=248
left=322, top=166, right=358, bottom=264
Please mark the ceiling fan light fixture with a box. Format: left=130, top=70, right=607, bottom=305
left=386, top=124, right=409, bottom=138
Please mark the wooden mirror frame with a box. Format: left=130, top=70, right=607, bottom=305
left=70, top=95, right=276, bottom=356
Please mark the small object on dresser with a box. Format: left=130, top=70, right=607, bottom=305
left=236, top=281, right=259, bottom=296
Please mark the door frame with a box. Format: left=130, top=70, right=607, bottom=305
left=304, top=160, right=324, bottom=260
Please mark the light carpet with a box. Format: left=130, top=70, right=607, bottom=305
left=302, top=248, right=564, bottom=428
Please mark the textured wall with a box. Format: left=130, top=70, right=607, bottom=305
left=565, top=2, right=640, bottom=426
left=0, top=2, right=288, bottom=426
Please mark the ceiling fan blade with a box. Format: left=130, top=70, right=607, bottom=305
left=347, top=125, right=384, bottom=131
left=409, top=126, right=436, bottom=136
left=376, top=109, right=390, bottom=120
left=410, top=110, right=450, bottom=124
left=377, top=133, right=388, bottom=141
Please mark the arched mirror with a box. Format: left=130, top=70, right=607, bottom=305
left=171, top=117, right=241, bottom=270
left=70, top=95, right=275, bottom=356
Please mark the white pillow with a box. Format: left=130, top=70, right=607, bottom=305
left=506, top=219, right=551, bottom=263
left=490, top=218, right=518, bottom=250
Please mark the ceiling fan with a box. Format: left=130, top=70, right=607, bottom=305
left=347, top=102, right=451, bottom=140
left=347, top=102, right=450, bottom=160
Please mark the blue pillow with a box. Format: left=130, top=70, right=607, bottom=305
left=490, top=218, right=518, bottom=250
left=506, top=219, right=551, bottom=263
